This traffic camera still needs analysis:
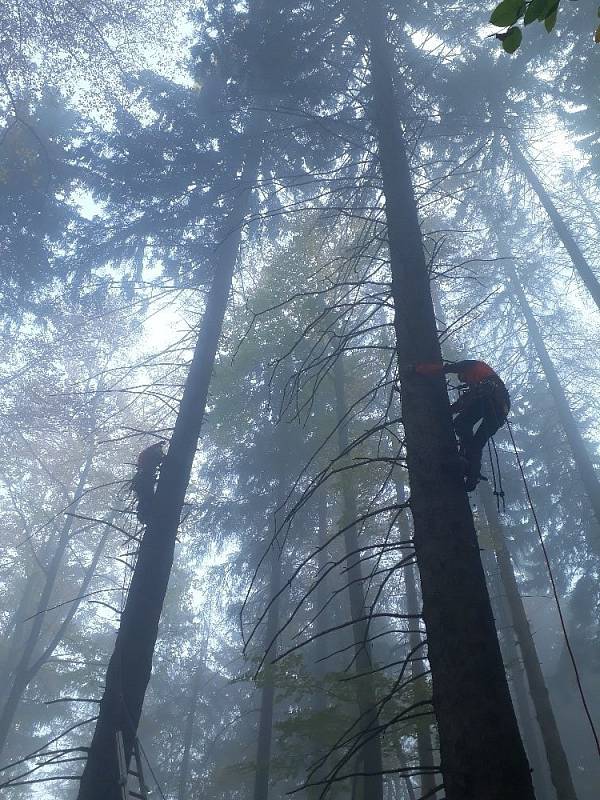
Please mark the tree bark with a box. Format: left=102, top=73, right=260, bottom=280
left=334, top=356, right=384, bottom=800
left=506, top=137, right=600, bottom=311
left=479, top=485, right=578, bottom=800
left=76, top=143, right=260, bottom=800
left=252, top=551, right=281, bottom=800
left=506, top=259, right=600, bottom=541
left=359, top=4, right=535, bottom=798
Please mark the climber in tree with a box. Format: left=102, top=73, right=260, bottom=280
left=414, top=360, right=510, bottom=491
left=131, top=442, right=165, bottom=524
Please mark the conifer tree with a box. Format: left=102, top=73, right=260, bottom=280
left=355, top=3, right=534, bottom=797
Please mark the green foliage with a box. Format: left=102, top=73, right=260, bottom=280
left=490, top=0, right=525, bottom=28
left=490, top=0, right=560, bottom=53
left=523, top=0, right=557, bottom=26
left=501, top=26, right=524, bottom=52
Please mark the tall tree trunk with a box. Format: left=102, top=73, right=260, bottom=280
left=314, top=490, right=330, bottom=689
left=359, top=4, right=535, bottom=798
left=307, top=492, right=331, bottom=800
left=394, top=479, right=437, bottom=799
left=479, top=485, right=578, bottom=800
left=177, top=630, right=210, bottom=800
left=478, top=525, right=553, bottom=800
left=404, top=560, right=437, bottom=799
left=334, top=357, right=384, bottom=800
left=506, top=137, right=600, bottom=311
left=432, top=292, right=552, bottom=797
left=505, top=258, right=600, bottom=539
left=0, top=569, right=39, bottom=708
left=0, top=448, right=95, bottom=758
left=77, top=143, right=260, bottom=800
left=252, top=551, right=281, bottom=800
left=573, top=175, right=600, bottom=240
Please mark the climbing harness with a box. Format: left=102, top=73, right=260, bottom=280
left=506, top=419, right=600, bottom=758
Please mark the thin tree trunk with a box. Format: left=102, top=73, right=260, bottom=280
left=506, top=258, right=600, bottom=539
left=334, top=357, right=384, bottom=800
left=403, top=560, right=437, bottom=799
left=479, top=485, right=578, bottom=800
left=506, top=137, right=600, bottom=311
left=76, top=143, right=260, bottom=800
left=252, top=551, right=281, bottom=800
left=0, top=569, right=39, bottom=707
left=360, top=4, right=534, bottom=798
left=479, top=528, right=553, bottom=800
left=307, top=492, right=331, bottom=800
left=177, top=631, right=210, bottom=800
left=0, top=448, right=95, bottom=758
left=314, top=490, right=330, bottom=688
left=402, top=774, right=417, bottom=800
left=573, top=176, right=600, bottom=240
left=393, top=478, right=437, bottom=799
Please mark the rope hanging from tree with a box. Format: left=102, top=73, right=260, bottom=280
left=506, top=419, right=600, bottom=758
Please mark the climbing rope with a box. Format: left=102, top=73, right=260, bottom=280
left=487, top=435, right=505, bottom=513
left=506, top=419, right=600, bottom=758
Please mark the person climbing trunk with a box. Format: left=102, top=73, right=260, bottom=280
left=131, top=443, right=164, bottom=525
left=76, top=139, right=261, bottom=800
left=357, top=3, right=535, bottom=798
left=413, top=360, right=510, bottom=492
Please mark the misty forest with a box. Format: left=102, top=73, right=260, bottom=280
left=2, top=1, right=600, bottom=799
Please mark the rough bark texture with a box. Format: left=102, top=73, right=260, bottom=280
left=361, top=4, right=535, bottom=798
left=479, top=486, right=578, bottom=800
left=506, top=259, right=600, bottom=541
left=507, top=137, right=600, bottom=311
left=77, top=146, right=259, bottom=800
left=252, top=552, right=281, bottom=800
left=334, top=357, right=384, bottom=800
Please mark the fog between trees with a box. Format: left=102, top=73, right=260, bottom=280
left=1, top=2, right=599, bottom=799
